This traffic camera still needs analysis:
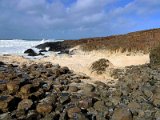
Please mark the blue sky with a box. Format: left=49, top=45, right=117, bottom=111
left=0, top=0, right=160, bottom=39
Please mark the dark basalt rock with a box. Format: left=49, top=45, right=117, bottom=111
left=39, top=49, right=47, bottom=53
left=24, top=49, right=38, bottom=56
left=2, top=61, right=160, bottom=120
left=36, top=42, right=67, bottom=52
left=0, top=61, right=5, bottom=66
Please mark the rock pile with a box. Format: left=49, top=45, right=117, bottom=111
left=1, top=61, right=160, bottom=120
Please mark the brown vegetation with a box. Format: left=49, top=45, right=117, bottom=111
left=37, top=28, right=160, bottom=53
left=150, top=43, right=160, bottom=65
left=90, top=58, right=112, bottom=74
left=79, top=28, right=160, bottom=53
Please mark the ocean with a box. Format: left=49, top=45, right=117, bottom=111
left=0, top=39, right=62, bottom=55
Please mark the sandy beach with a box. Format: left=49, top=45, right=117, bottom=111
left=0, top=49, right=149, bottom=83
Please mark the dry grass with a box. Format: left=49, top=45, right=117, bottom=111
left=90, top=58, right=111, bottom=74
left=150, top=43, right=160, bottom=65
left=77, top=28, right=160, bottom=53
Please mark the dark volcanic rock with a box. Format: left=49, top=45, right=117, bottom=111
left=2, top=61, right=160, bottom=119
left=36, top=42, right=67, bottom=52
left=0, top=61, right=5, bottom=66
left=39, top=49, right=47, bottom=53
left=24, top=49, right=38, bottom=56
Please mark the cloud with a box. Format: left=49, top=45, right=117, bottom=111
left=0, top=0, right=160, bottom=39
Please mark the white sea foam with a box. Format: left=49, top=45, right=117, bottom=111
left=0, top=39, right=61, bottom=55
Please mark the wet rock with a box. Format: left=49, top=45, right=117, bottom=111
left=39, top=49, right=47, bottom=53
left=112, top=107, right=133, bottom=120
left=17, top=99, right=33, bottom=110
left=24, top=49, right=38, bottom=56
left=67, top=107, right=81, bottom=118
left=36, top=103, right=52, bottom=114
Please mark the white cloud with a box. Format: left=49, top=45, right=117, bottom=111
left=0, top=0, right=159, bottom=39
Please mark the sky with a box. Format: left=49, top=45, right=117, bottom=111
left=0, top=0, right=160, bottom=39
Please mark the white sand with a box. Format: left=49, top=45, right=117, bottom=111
left=0, top=49, right=149, bottom=84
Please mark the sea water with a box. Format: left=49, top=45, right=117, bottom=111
left=0, top=39, right=62, bottom=55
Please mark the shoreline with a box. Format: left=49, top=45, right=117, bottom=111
left=0, top=49, right=149, bottom=81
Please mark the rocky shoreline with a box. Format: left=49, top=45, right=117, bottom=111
left=0, top=59, right=160, bottom=120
